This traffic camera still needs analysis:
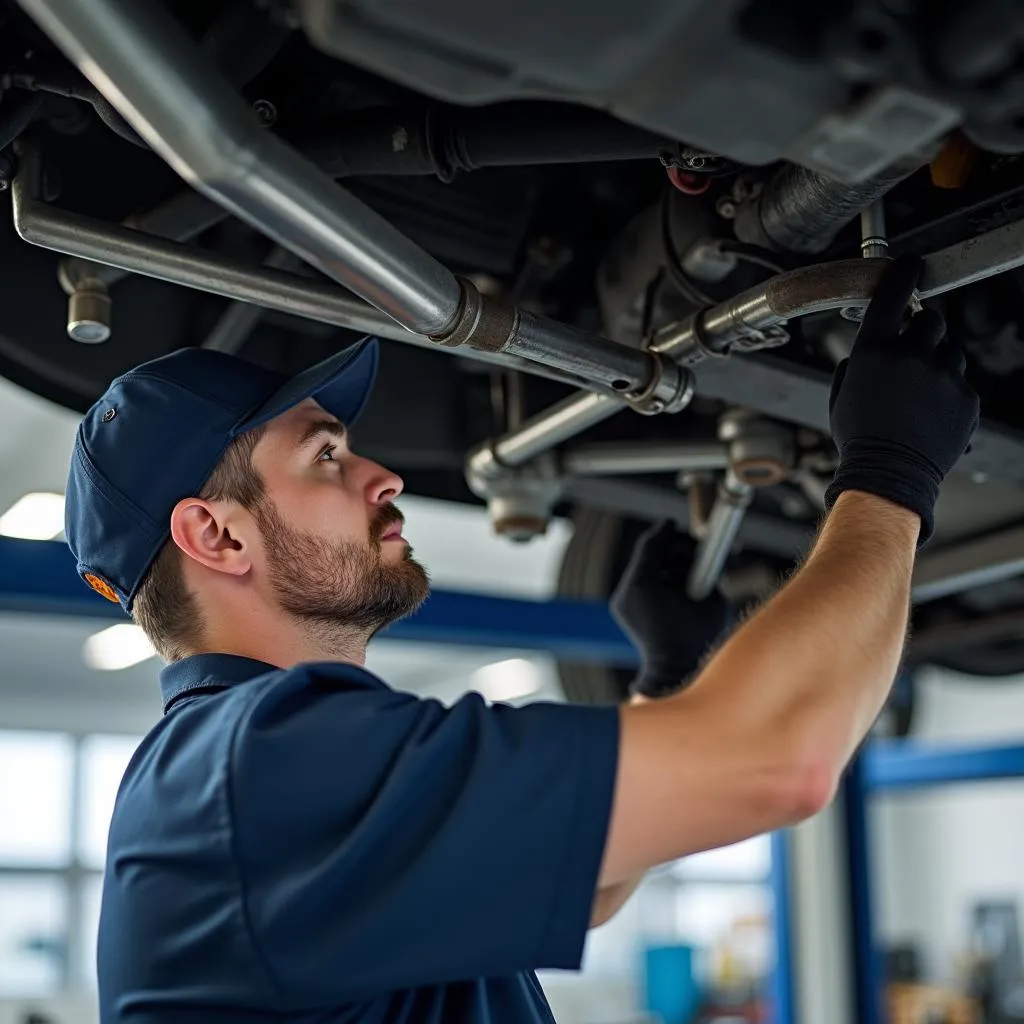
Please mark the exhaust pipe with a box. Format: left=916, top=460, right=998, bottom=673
left=18, top=0, right=687, bottom=412
left=17, top=0, right=463, bottom=337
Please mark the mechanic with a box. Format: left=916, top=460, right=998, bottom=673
left=66, top=253, right=977, bottom=1023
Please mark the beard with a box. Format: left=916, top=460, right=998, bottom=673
left=254, top=499, right=430, bottom=639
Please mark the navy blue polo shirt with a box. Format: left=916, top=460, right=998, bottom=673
left=97, top=654, right=620, bottom=1023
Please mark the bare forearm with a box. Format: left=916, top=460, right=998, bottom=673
left=684, top=490, right=919, bottom=782
left=589, top=693, right=654, bottom=926
left=590, top=875, right=643, bottom=927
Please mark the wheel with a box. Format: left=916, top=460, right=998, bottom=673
left=556, top=508, right=646, bottom=705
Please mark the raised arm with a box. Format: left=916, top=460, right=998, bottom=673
left=598, top=254, right=980, bottom=887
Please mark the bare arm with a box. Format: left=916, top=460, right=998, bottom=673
left=590, top=692, right=654, bottom=927
left=598, top=489, right=918, bottom=887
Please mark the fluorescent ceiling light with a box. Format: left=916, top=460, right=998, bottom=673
left=471, top=658, right=543, bottom=703
left=0, top=492, right=65, bottom=540
left=83, top=624, right=156, bottom=672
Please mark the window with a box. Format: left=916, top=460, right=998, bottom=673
left=79, top=735, right=141, bottom=870
left=0, top=875, right=68, bottom=996
left=0, top=731, right=73, bottom=866
left=78, top=873, right=105, bottom=991
left=0, top=730, right=141, bottom=996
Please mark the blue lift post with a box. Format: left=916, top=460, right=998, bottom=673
left=0, top=536, right=796, bottom=1022
left=844, top=736, right=1024, bottom=1024
left=843, top=756, right=884, bottom=1024
left=768, top=831, right=796, bottom=1024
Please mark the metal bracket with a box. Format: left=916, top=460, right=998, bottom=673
left=717, top=324, right=791, bottom=356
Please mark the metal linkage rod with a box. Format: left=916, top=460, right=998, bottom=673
left=562, top=441, right=729, bottom=477
left=60, top=188, right=228, bottom=292
left=686, top=470, right=754, bottom=600
left=683, top=413, right=795, bottom=598
left=917, top=217, right=1024, bottom=298
left=8, top=147, right=618, bottom=393
left=860, top=202, right=888, bottom=260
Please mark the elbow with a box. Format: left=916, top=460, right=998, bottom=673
left=771, top=756, right=839, bottom=826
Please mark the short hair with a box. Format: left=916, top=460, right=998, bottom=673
left=132, top=425, right=266, bottom=661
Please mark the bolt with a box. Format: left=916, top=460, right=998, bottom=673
left=252, top=99, right=277, bottom=128
left=67, top=282, right=112, bottom=343
left=716, top=197, right=737, bottom=219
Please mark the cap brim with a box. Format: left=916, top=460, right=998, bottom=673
left=238, top=336, right=380, bottom=434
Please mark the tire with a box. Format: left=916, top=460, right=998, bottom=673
left=556, top=508, right=645, bottom=705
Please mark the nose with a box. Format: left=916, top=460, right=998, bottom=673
left=360, top=456, right=404, bottom=506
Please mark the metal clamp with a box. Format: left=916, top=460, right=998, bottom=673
left=651, top=312, right=790, bottom=369
left=625, top=352, right=696, bottom=416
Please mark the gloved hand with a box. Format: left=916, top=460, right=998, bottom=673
left=610, top=520, right=733, bottom=699
left=824, top=253, right=980, bottom=546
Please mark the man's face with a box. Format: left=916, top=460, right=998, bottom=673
left=247, top=398, right=429, bottom=635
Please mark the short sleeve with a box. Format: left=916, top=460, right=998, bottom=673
left=227, top=666, right=619, bottom=1005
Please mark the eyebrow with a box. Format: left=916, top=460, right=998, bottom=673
left=296, top=419, right=347, bottom=450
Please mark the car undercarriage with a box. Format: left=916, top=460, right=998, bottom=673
left=2, top=0, right=1024, bottom=716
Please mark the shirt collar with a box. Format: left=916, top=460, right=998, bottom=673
left=159, top=653, right=279, bottom=714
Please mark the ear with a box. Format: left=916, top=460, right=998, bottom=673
left=169, top=497, right=253, bottom=578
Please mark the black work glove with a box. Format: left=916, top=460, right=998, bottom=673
left=610, top=520, right=733, bottom=699
left=824, top=253, right=980, bottom=546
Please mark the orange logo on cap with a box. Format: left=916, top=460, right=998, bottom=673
left=84, top=573, right=120, bottom=603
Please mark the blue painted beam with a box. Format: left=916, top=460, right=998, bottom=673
left=0, top=537, right=114, bottom=619
left=0, top=537, right=638, bottom=664
left=768, top=831, right=795, bottom=1024
left=842, top=758, right=884, bottom=1024
left=389, top=590, right=637, bottom=665
left=863, top=740, right=1024, bottom=790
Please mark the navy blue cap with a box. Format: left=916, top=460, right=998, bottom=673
left=65, top=337, right=380, bottom=612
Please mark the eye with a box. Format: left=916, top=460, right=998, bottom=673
left=317, top=444, right=338, bottom=463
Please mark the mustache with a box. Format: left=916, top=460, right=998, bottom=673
left=372, top=503, right=405, bottom=542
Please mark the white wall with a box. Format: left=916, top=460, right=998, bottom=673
left=873, top=668, right=1024, bottom=985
